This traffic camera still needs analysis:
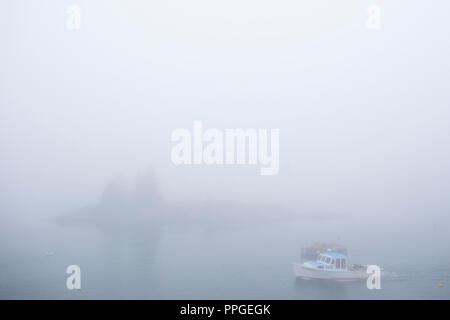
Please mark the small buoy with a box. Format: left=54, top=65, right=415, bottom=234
left=439, top=283, right=444, bottom=287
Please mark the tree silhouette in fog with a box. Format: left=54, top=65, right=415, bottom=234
left=99, top=176, right=128, bottom=215
left=96, top=169, right=163, bottom=218
left=130, top=170, right=163, bottom=214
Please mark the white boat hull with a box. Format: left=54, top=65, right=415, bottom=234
left=293, top=263, right=369, bottom=281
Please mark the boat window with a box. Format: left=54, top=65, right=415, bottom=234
left=336, top=259, right=341, bottom=269
left=341, top=259, right=346, bottom=269
left=325, top=257, right=331, bottom=264
left=331, top=259, right=335, bottom=266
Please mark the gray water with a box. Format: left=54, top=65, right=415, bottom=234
left=1, top=218, right=449, bottom=299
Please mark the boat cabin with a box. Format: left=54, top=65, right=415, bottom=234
left=300, top=242, right=347, bottom=263
left=316, top=252, right=348, bottom=270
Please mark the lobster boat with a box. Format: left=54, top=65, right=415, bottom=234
left=293, top=243, right=369, bottom=281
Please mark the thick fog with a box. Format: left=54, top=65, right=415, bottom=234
left=1, top=1, right=450, bottom=299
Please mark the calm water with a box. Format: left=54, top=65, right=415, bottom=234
left=1, top=218, right=450, bottom=299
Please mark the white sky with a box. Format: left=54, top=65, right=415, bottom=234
left=1, top=1, right=450, bottom=224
